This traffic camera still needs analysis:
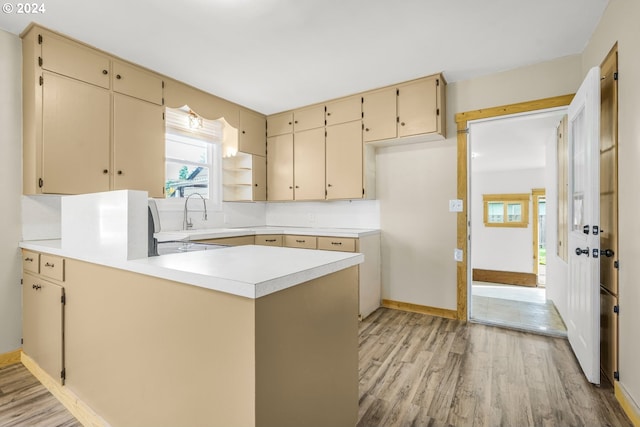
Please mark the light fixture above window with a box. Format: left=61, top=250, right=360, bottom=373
left=188, top=110, right=203, bottom=129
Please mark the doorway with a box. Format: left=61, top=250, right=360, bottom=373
left=466, top=110, right=566, bottom=335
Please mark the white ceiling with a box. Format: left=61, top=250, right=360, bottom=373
left=0, top=0, right=608, bottom=115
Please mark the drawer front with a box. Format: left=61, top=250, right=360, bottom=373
left=284, top=235, right=317, bottom=249
left=255, top=235, right=283, bottom=247
left=198, top=236, right=255, bottom=246
left=22, top=250, right=40, bottom=274
left=40, top=254, right=65, bottom=282
left=317, top=237, right=356, bottom=252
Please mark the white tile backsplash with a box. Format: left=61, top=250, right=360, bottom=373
left=265, top=200, right=380, bottom=229
left=153, top=199, right=267, bottom=231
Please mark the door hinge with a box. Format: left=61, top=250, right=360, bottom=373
left=325, top=189, right=328, bottom=197
left=162, top=81, right=165, bottom=89
left=436, top=79, right=440, bottom=86
left=592, top=225, right=599, bottom=235
left=614, top=72, right=618, bottom=81
left=38, top=34, right=42, bottom=44
left=592, top=248, right=599, bottom=258
left=38, top=56, right=43, bottom=67
left=437, top=108, right=440, bottom=116
left=38, top=178, right=43, bottom=188
left=396, top=89, right=399, bottom=96
left=361, top=96, right=364, bottom=104
left=614, top=260, right=620, bottom=269
left=21, top=338, right=23, bottom=345
left=362, top=188, right=365, bottom=196
left=39, top=76, right=43, bottom=86
left=162, top=97, right=165, bottom=105
left=614, top=371, right=620, bottom=381
left=20, top=278, right=23, bottom=285
left=162, top=112, right=165, bottom=120
left=614, top=305, right=619, bottom=314
left=457, top=128, right=469, bottom=134
left=61, top=295, right=66, bottom=305
left=61, top=368, right=66, bottom=381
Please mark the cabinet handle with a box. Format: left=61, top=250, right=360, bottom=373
left=103, top=169, right=109, bottom=174
left=24, top=257, right=33, bottom=262
left=116, top=74, right=122, bottom=80
left=102, top=69, right=108, bottom=75
left=288, top=121, right=292, bottom=125
left=296, top=239, right=306, bottom=243
left=327, top=183, right=333, bottom=187
left=117, top=170, right=123, bottom=175
left=44, top=262, right=54, bottom=268
left=294, top=120, right=298, bottom=124
left=327, top=112, right=331, bottom=116
left=254, top=184, right=258, bottom=187
left=242, top=130, right=246, bottom=134
left=295, top=185, right=299, bottom=189
left=365, top=128, right=370, bottom=132
left=400, top=122, right=406, bottom=126
left=289, top=186, right=293, bottom=189
left=265, top=239, right=277, bottom=242
left=32, top=284, right=41, bottom=290
left=331, top=242, right=342, bottom=245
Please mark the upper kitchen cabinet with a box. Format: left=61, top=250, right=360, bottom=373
left=112, top=60, right=164, bottom=105
left=326, top=120, right=363, bottom=200
left=41, top=72, right=111, bottom=194
left=38, top=29, right=110, bottom=89
left=267, top=112, right=293, bottom=137
left=22, top=24, right=166, bottom=196
left=238, top=109, right=266, bottom=156
left=266, top=134, right=294, bottom=201
left=362, top=73, right=446, bottom=144
left=293, top=127, right=326, bottom=200
left=113, top=94, right=165, bottom=197
left=293, top=105, right=325, bottom=132
left=325, top=96, right=362, bottom=126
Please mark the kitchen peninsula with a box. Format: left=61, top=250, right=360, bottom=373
left=19, top=191, right=364, bottom=427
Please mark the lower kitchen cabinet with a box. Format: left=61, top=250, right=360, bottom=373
left=197, top=236, right=255, bottom=246
left=284, top=235, right=318, bottom=249
left=255, top=235, right=283, bottom=246
left=22, top=271, right=65, bottom=384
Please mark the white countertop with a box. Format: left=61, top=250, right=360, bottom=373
left=19, top=240, right=364, bottom=299
left=155, top=225, right=380, bottom=242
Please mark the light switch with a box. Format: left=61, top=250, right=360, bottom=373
left=454, top=248, right=464, bottom=262
left=449, top=199, right=463, bottom=212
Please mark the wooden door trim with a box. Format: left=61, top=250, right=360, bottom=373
left=532, top=188, right=546, bottom=277
left=455, top=94, right=574, bottom=321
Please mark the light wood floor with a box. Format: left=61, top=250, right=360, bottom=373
left=358, top=308, right=632, bottom=427
left=1, top=308, right=632, bottom=427
left=0, top=362, right=80, bottom=427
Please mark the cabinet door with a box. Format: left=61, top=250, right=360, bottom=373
left=22, top=272, right=64, bottom=384
left=326, top=121, right=363, bottom=200
left=267, top=112, right=293, bottom=137
left=326, top=96, right=362, bottom=126
left=267, top=134, right=294, bottom=201
left=112, top=60, right=163, bottom=105
left=362, top=87, right=397, bottom=142
left=239, top=109, right=266, bottom=156
left=293, top=105, right=325, bottom=132
left=294, top=128, right=326, bottom=200
left=42, top=72, right=110, bottom=194
left=113, top=94, right=165, bottom=197
left=40, top=31, right=110, bottom=89
left=397, top=78, right=438, bottom=138
left=252, top=155, right=267, bottom=201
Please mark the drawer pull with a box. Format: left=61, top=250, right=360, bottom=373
left=296, top=240, right=306, bottom=243
left=331, top=242, right=342, bottom=245
left=24, top=257, right=34, bottom=262
left=265, top=239, right=277, bottom=242
left=32, top=284, right=41, bottom=290
left=44, top=262, right=55, bottom=268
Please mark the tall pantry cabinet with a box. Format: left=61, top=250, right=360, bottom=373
left=22, top=25, right=165, bottom=197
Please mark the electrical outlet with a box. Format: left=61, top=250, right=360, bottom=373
left=308, top=213, right=316, bottom=223
left=449, top=199, right=463, bottom=212
left=454, top=249, right=464, bottom=262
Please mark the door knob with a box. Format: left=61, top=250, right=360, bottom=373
left=600, top=249, right=615, bottom=257
left=575, top=247, right=589, bottom=256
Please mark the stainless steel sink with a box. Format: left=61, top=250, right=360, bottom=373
left=156, top=241, right=228, bottom=256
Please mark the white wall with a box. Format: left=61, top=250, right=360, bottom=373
left=471, top=168, right=545, bottom=273
left=582, top=0, right=640, bottom=409
left=377, top=54, right=582, bottom=312
left=0, top=29, right=23, bottom=353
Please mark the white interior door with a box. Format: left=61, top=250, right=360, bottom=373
left=567, top=66, right=601, bottom=385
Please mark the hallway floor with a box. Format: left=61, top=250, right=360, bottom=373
left=471, top=281, right=567, bottom=337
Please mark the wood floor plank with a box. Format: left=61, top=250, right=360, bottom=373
left=358, top=308, right=632, bottom=427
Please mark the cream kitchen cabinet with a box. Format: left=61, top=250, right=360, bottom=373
left=22, top=250, right=66, bottom=385
left=113, top=94, right=165, bottom=197
left=239, top=109, right=266, bottom=156
left=325, top=95, right=362, bottom=126
left=22, top=25, right=165, bottom=196
left=266, top=128, right=325, bottom=201
left=362, top=74, right=445, bottom=144
left=266, top=105, right=325, bottom=137
left=326, top=120, right=363, bottom=200
left=266, top=112, right=293, bottom=137
left=223, top=153, right=266, bottom=202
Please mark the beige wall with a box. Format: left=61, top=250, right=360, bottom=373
left=582, top=0, right=640, bottom=409
left=0, top=29, right=23, bottom=354
left=377, top=55, right=582, bottom=310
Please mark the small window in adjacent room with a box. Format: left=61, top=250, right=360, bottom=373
left=164, top=107, right=223, bottom=207
left=483, top=193, right=530, bottom=228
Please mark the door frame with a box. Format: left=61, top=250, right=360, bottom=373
left=455, top=94, right=574, bottom=321
left=532, top=188, right=546, bottom=278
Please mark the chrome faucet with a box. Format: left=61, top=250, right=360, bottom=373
left=183, top=193, right=207, bottom=230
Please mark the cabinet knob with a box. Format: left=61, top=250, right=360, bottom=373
left=116, top=74, right=122, bottom=80
left=289, top=186, right=293, bottom=189
left=102, top=69, right=108, bottom=75
left=295, top=185, right=299, bottom=189
left=400, top=122, right=406, bottom=126
left=103, top=169, right=109, bottom=174
left=294, top=120, right=298, bottom=124
left=327, top=112, right=331, bottom=116
left=327, top=183, right=333, bottom=187
left=117, top=170, right=123, bottom=175
left=288, top=121, right=292, bottom=125
left=365, top=128, right=370, bottom=132
left=254, top=184, right=258, bottom=187
left=242, top=130, right=246, bottom=134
